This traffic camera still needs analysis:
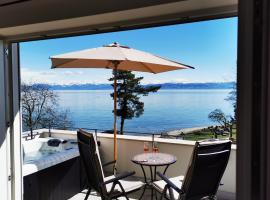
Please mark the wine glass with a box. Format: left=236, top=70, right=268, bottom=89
left=143, top=142, right=150, bottom=153
left=152, top=141, right=159, bottom=153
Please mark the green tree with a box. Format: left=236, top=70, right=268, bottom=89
left=208, top=109, right=230, bottom=127
left=208, top=109, right=231, bottom=138
left=109, top=70, right=161, bottom=134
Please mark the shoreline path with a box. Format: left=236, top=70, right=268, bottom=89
left=165, top=126, right=208, bottom=137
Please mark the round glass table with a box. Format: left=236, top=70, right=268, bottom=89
left=131, top=152, right=177, bottom=200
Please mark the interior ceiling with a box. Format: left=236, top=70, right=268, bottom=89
left=0, top=0, right=237, bottom=42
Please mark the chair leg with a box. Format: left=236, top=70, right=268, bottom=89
left=168, top=187, right=175, bottom=200
left=159, top=193, right=163, bottom=200
left=160, top=186, right=168, bottom=200
left=208, top=195, right=217, bottom=200
left=84, top=188, right=91, bottom=200
left=117, top=182, right=129, bottom=200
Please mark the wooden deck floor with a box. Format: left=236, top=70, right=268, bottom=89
left=69, top=188, right=236, bottom=200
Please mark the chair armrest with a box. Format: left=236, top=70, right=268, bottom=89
left=102, top=160, right=116, bottom=167
left=103, top=171, right=136, bottom=185
left=157, top=172, right=183, bottom=194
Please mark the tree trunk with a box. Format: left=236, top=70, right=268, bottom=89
left=230, top=124, right=233, bottom=139
left=29, top=113, right=34, bottom=139
left=120, top=78, right=127, bottom=135
left=214, top=126, right=218, bottom=139
left=48, top=124, right=52, bottom=137
left=30, top=127, right=33, bottom=139
left=120, top=117, right=125, bottom=135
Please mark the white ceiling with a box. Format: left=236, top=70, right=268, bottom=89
left=0, top=0, right=237, bottom=41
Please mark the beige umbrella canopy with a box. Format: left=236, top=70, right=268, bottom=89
left=50, top=42, right=193, bottom=162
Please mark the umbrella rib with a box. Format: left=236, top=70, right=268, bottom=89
left=140, top=62, right=157, bottom=74
left=154, top=54, right=195, bottom=69
left=105, top=60, right=113, bottom=69
left=118, top=46, right=128, bottom=60
left=129, top=47, right=194, bottom=69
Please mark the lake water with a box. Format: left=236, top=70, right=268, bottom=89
left=56, top=89, right=233, bottom=134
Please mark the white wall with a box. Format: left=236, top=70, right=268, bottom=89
left=0, top=40, right=10, bottom=200
left=97, top=133, right=236, bottom=194
left=45, top=129, right=236, bottom=194
left=9, top=43, right=23, bottom=200
left=0, top=42, right=23, bottom=200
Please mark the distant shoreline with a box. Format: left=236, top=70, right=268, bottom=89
left=36, top=82, right=235, bottom=90
left=97, top=126, right=210, bottom=137
left=52, top=88, right=233, bottom=91
left=165, top=126, right=209, bottom=136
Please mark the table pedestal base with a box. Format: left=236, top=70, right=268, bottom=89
left=138, top=164, right=170, bottom=200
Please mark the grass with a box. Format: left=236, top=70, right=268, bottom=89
left=182, top=128, right=237, bottom=143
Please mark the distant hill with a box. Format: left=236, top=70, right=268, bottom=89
left=155, top=82, right=235, bottom=89
left=49, top=84, right=110, bottom=90
left=37, top=82, right=235, bottom=90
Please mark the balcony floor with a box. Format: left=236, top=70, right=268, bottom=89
left=69, top=188, right=236, bottom=200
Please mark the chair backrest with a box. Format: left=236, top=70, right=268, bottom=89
left=77, top=129, right=105, bottom=194
left=181, top=140, right=232, bottom=200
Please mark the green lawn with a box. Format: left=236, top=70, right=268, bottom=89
left=182, top=128, right=237, bottom=143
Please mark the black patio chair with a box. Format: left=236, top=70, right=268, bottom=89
left=153, top=140, right=232, bottom=200
left=77, top=129, right=144, bottom=200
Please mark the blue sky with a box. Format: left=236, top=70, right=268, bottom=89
left=20, top=17, right=237, bottom=85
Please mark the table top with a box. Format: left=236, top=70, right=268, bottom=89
left=131, top=152, right=177, bottom=166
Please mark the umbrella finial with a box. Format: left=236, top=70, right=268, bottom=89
left=106, top=42, right=119, bottom=47
left=105, top=42, right=130, bottom=49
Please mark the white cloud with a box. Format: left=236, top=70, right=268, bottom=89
left=63, top=71, right=84, bottom=76
left=221, top=73, right=235, bottom=82
left=21, top=67, right=111, bottom=85
left=39, top=71, right=56, bottom=76
left=141, top=78, right=191, bottom=84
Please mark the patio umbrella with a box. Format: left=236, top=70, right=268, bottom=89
left=50, top=42, right=193, bottom=162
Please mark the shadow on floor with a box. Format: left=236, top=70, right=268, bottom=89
left=69, top=188, right=235, bottom=200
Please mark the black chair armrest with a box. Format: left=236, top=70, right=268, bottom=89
left=157, top=172, right=183, bottom=194
left=103, top=171, right=136, bottom=185
left=102, top=160, right=116, bottom=167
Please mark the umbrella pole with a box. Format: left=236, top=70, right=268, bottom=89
left=113, top=66, right=117, bottom=161
left=113, top=61, right=119, bottom=174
